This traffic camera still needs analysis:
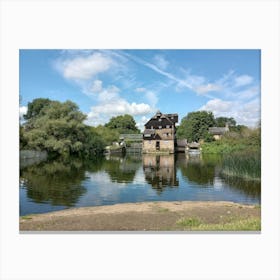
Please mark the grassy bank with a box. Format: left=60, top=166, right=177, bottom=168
left=176, top=216, right=260, bottom=231
left=202, top=141, right=250, bottom=154
left=201, top=128, right=261, bottom=182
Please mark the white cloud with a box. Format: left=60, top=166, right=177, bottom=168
left=19, top=106, right=27, bottom=119
left=85, top=84, right=154, bottom=126
left=90, top=80, right=103, bottom=93
left=55, top=52, right=112, bottom=81
left=200, top=98, right=233, bottom=114
left=86, top=101, right=153, bottom=126
left=195, top=83, right=221, bottom=94
left=96, top=85, right=120, bottom=103
left=134, top=87, right=158, bottom=107
left=234, top=75, right=253, bottom=87
left=199, top=97, right=260, bottom=127
left=235, top=86, right=259, bottom=100
left=136, top=116, right=150, bottom=132
left=153, top=54, right=169, bottom=70
left=144, top=91, right=158, bottom=107
left=135, top=87, right=146, bottom=93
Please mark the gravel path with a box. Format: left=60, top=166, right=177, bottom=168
left=20, top=201, right=260, bottom=232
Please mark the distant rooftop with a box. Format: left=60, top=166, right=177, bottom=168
left=209, top=127, right=229, bottom=135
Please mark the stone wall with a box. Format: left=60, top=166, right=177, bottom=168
left=159, top=140, right=174, bottom=153
left=155, top=128, right=174, bottom=140
left=142, top=140, right=156, bottom=153
left=142, top=139, right=174, bottom=153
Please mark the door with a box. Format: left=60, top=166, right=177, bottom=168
left=156, top=141, right=160, bottom=151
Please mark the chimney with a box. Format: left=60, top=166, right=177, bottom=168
left=225, top=122, right=229, bottom=131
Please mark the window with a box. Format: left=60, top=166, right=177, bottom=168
left=151, top=126, right=153, bottom=129
left=159, top=126, right=162, bottom=129
left=159, top=118, right=162, bottom=122
left=166, top=125, right=170, bottom=128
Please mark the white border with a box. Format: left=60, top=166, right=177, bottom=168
left=1, top=1, right=279, bottom=279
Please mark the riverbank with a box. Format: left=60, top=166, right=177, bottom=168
left=20, top=201, right=261, bottom=231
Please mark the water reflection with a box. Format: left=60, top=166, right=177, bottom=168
left=20, top=158, right=87, bottom=206
left=103, top=155, right=141, bottom=183
left=222, top=176, right=261, bottom=201
left=143, top=154, right=179, bottom=194
left=20, top=153, right=261, bottom=215
left=178, top=154, right=217, bottom=186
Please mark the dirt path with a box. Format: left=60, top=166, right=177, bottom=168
left=20, top=201, right=261, bottom=231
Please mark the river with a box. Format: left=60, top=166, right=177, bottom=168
left=19, top=153, right=261, bottom=216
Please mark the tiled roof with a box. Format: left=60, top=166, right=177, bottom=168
left=144, top=111, right=178, bottom=128
left=209, top=127, right=229, bottom=135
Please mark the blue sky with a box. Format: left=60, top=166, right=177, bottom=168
left=19, top=49, right=260, bottom=130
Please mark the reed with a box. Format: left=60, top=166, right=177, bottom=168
left=221, top=151, right=261, bottom=181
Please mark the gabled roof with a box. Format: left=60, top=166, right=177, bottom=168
left=209, top=127, right=229, bottom=135
left=154, top=134, right=162, bottom=140
left=144, top=111, right=178, bottom=128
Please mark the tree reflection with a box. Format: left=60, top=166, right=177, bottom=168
left=143, top=154, right=179, bottom=194
left=103, top=155, right=140, bottom=183
left=20, top=158, right=87, bottom=206
left=179, top=154, right=216, bottom=186
left=222, top=176, right=261, bottom=202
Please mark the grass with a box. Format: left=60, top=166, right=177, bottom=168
left=221, top=151, right=261, bottom=181
left=176, top=217, right=261, bottom=231
left=176, top=217, right=201, bottom=227
left=21, top=215, right=33, bottom=220
left=202, top=142, right=249, bottom=154
left=157, top=207, right=170, bottom=213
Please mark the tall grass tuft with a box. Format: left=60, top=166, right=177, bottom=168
left=221, top=151, right=261, bottom=181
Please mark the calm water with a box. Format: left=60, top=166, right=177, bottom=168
left=20, top=153, right=261, bottom=216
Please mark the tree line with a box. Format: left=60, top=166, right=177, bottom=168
left=20, top=98, right=139, bottom=158
left=20, top=98, right=259, bottom=158
left=176, top=111, right=249, bottom=142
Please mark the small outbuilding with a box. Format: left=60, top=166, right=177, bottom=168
left=208, top=124, right=229, bottom=140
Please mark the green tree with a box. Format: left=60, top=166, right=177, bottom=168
left=92, top=125, right=120, bottom=146
left=24, top=98, right=52, bottom=120
left=215, top=117, right=236, bottom=127
left=21, top=98, right=105, bottom=157
left=230, top=124, right=248, bottom=133
left=177, top=111, right=215, bottom=142
left=105, top=114, right=140, bottom=134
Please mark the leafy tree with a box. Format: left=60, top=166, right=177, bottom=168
left=177, top=111, right=215, bottom=142
left=215, top=117, right=236, bottom=127
left=21, top=98, right=105, bottom=157
left=24, top=98, right=52, bottom=120
left=230, top=124, right=248, bottom=133
left=105, top=114, right=140, bottom=134
left=92, top=125, right=120, bottom=146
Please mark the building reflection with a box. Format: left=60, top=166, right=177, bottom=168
left=142, top=154, right=179, bottom=194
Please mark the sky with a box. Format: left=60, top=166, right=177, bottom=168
left=19, top=49, right=261, bottom=130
